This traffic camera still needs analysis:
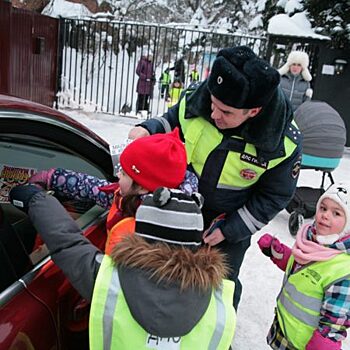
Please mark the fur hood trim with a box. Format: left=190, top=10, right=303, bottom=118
left=278, top=51, right=312, bottom=82
left=111, top=234, right=229, bottom=291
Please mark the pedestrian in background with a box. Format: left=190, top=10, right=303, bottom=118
left=136, top=52, right=155, bottom=115
left=159, top=67, right=171, bottom=99
left=189, top=67, right=200, bottom=83
left=278, top=51, right=313, bottom=111
left=170, top=57, right=185, bottom=84
left=167, top=78, right=183, bottom=108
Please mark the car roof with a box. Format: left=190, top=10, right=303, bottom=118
left=0, top=94, right=108, bottom=147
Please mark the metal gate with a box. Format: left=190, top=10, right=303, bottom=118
left=0, top=1, right=58, bottom=107
left=57, top=18, right=267, bottom=117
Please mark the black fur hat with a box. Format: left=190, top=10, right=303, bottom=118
left=207, top=46, right=280, bottom=108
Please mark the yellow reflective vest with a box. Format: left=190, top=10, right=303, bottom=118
left=277, top=253, right=350, bottom=349
left=89, top=255, right=236, bottom=349
left=178, top=97, right=298, bottom=190
left=190, top=70, right=199, bottom=81
left=161, top=72, right=171, bottom=85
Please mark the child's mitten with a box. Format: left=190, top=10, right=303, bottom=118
left=306, top=330, right=341, bottom=350
left=258, top=233, right=291, bottom=271
left=9, top=184, right=43, bottom=213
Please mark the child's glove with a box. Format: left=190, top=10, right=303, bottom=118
left=9, top=184, right=43, bottom=213
left=28, top=168, right=55, bottom=190
left=258, top=233, right=291, bottom=271
left=306, top=330, right=341, bottom=350
left=258, top=234, right=284, bottom=259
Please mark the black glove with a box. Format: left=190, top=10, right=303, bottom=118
left=9, top=184, right=43, bottom=213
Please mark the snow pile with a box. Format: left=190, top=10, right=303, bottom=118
left=42, top=0, right=92, bottom=18
left=268, top=13, right=330, bottom=40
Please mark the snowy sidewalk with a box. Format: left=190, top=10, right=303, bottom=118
left=65, top=109, right=350, bottom=350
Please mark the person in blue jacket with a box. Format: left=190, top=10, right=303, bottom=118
left=128, top=46, right=303, bottom=309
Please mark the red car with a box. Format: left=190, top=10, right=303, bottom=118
left=0, top=94, right=115, bottom=349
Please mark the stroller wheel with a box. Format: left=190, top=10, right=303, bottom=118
left=289, top=212, right=304, bottom=237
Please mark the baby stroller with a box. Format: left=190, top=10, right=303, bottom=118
left=286, top=101, right=347, bottom=236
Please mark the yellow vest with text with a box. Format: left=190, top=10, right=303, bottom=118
left=276, top=254, right=350, bottom=349
left=178, top=97, right=298, bottom=190
left=89, top=255, right=236, bottom=350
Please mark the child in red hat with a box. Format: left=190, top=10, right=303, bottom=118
left=28, top=128, right=197, bottom=254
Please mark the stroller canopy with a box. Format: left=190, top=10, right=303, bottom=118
left=294, top=101, right=346, bottom=159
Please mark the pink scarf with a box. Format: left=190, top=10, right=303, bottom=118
left=292, top=224, right=341, bottom=265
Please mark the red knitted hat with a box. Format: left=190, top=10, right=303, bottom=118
left=119, top=128, right=187, bottom=192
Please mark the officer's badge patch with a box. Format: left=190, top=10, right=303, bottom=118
left=240, top=169, right=257, bottom=180
left=240, top=153, right=268, bottom=169
left=292, top=160, right=301, bottom=178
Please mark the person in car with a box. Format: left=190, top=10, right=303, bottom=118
left=28, top=128, right=197, bottom=254
left=9, top=185, right=236, bottom=349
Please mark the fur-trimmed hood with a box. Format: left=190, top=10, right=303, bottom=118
left=185, top=80, right=293, bottom=157
left=278, top=51, right=312, bottom=82
left=110, top=234, right=229, bottom=337
left=111, top=234, right=228, bottom=291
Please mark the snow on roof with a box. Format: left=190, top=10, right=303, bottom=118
left=42, top=0, right=92, bottom=18
left=268, top=13, right=330, bottom=40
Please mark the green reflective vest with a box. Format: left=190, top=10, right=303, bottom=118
left=277, top=253, right=350, bottom=349
left=178, top=97, right=298, bottom=190
left=190, top=70, right=199, bottom=81
left=89, top=255, right=236, bottom=350
left=168, top=87, right=183, bottom=107
left=161, top=72, right=171, bottom=85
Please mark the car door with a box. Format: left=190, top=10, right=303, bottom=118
left=0, top=97, right=116, bottom=350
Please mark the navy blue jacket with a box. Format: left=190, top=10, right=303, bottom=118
left=139, top=81, right=302, bottom=244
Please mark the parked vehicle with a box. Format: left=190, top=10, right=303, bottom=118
left=0, top=94, right=116, bottom=349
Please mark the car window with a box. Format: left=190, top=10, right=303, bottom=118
left=0, top=134, right=108, bottom=293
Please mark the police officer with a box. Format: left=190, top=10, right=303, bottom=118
left=128, top=46, right=303, bottom=309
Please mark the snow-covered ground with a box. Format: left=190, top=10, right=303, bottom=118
left=66, top=108, right=350, bottom=350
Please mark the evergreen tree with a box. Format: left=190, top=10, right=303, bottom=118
left=261, top=0, right=284, bottom=30
left=304, top=0, right=350, bottom=48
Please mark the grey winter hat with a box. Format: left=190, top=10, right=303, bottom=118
left=135, top=187, right=204, bottom=247
left=207, top=46, right=280, bottom=108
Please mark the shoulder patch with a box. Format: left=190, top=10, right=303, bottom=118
left=292, top=158, right=301, bottom=179
left=187, top=81, right=201, bottom=91
left=286, top=122, right=302, bottom=144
